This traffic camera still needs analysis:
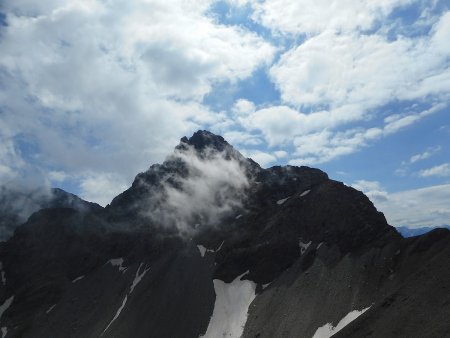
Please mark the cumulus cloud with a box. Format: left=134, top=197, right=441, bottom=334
left=250, top=0, right=416, bottom=35
left=419, top=163, right=450, bottom=177
left=270, top=14, right=450, bottom=109
left=232, top=99, right=256, bottom=116
left=229, top=7, right=450, bottom=165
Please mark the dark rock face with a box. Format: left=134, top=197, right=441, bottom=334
left=0, top=131, right=448, bottom=338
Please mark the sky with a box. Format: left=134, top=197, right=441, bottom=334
left=0, top=0, right=449, bottom=228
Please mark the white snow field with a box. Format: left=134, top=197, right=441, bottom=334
left=201, top=271, right=257, bottom=338
left=312, top=306, right=371, bottom=338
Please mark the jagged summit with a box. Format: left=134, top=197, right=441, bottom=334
left=179, top=130, right=230, bottom=152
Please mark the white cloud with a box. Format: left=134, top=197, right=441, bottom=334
left=240, top=149, right=276, bottom=167
left=251, top=0, right=415, bottom=35
left=351, top=180, right=389, bottom=203
left=0, top=0, right=275, bottom=204
left=280, top=103, right=442, bottom=165
left=270, top=13, right=450, bottom=109
left=350, top=180, right=450, bottom=228
left=232, top=99, right=256, bottom=116
left=222, top=131, right=262, bottom=147
left=248, top=11, right=450, bottom=165
left=237, top=8, right=450, bottom=165
left=409, top=146, right=441, bottom=163
left=419, top=163, right=450, bottom=177
left=79, top=172, right=130, bottom=207
left=273, top=150, right=288, bottom=158
left=378, top=184, right=450, bottom=228
left=48, top=171, right=69, bottom=183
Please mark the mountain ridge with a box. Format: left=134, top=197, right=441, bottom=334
left=0, top=130, right=448, bottom=338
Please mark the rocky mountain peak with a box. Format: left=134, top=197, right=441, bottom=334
left=178, top=130, right=230, bottom=152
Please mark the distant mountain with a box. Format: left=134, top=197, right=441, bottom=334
left=0, top=187, right=102, bottom=241
left=396, top=225, right=450, bottom=237
left=0, top=130, right=448, bottom=338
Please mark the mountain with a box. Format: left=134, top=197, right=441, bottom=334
left=0, top=187, right=103, bottom=241
left=396, top=225, right=450, bottom=237
left=0, top=130, right=449, bottom=338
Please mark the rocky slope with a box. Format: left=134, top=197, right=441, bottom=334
left=0, top=130, right=448, bottom=338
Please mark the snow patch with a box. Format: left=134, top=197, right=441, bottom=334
left=197, top=245, right=207, bottom=257
left=277, top=197, right=290, bottom=205
left=235, top=214, right=243, bottom=220
left=317, top=242, right=324, bottom=249
left=129, top=263, right=150, bottom=294
left=201, top=271, right=256, bottom=338
left=216, top=241, right=225, bottom=252
left=299, top=240, right=312, bottom=255
left=300, top=189, right=311, bottom=197
left=46, top=304, right=56, bottom=314
left=0, top=263, right=5, bottom=286
left=102, top=295, right=128, bottom=334
left=108, top=258, right=127, bottom=272
left=72, top=275, right=85, bottom=283
left=312, top=306, right=371, bottom=338
left=0, top=296, right=14, bottom=321
left=1, top=327, right=6, bottom=338
left=262, top=283, right=271, bottom=290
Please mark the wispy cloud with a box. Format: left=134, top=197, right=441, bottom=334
left=419, top=163, right=450, bottom=177
left=409, top=146, right=441, bottom=163
left=351, top=180, right=450, bottom=228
